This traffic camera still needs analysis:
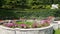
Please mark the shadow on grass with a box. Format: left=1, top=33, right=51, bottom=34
left=53, top=29, right=55, bottom=34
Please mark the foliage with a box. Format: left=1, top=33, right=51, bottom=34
left=0, top=9, right=59, bottom=19
left=45, top=5, right=51, bottom=9
left=54, top=9, right=60, bottom=17
left=16, top=9, right=56, bottom=18
left=0, top=9, right=19, bottom=20
left=0, top=0, right=60, bottom=9
left=0, top=0, right=5, bottom=8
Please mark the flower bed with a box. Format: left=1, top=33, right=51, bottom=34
left=0, top=19, right=53, bottom=34
left=3, top=19, right=50, bottom=28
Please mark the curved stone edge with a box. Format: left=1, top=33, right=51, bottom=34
left=0, top=25, right=53, bottom=30
left=15, top=25, right=53, bottom=30
left=0, top=25, right=53, bottom=34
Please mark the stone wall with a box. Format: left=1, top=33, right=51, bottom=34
left=0, top=25, right=53, bottom=34
left=51, top=21, right=60, bottom=29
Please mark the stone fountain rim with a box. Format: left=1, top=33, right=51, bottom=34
left=0, top=25, right=53, bottom=31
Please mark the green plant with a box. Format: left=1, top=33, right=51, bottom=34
left=0, top=9, right=59, bottom=20
left=3, top=19, right=50, bottom=28
left=45, top=5, right=51, bottom=9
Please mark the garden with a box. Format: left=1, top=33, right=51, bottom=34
left=0, top=0, right=60, bottom=34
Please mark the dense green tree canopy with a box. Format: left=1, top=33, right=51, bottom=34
left=0, top=0, right=60, bottom=9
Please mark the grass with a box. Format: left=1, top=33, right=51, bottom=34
left=55, top=29, right=60, bottom=34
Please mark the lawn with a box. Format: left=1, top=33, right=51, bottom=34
left=55, top=29, right=60, bottom=34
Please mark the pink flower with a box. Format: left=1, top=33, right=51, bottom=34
left=14, top=24, right=18, bottom=27
left=20, top=24, right=27, bottom=28
left=41, top=20, right=50, bottom=24
left=6, top=23, right=15, bottom=27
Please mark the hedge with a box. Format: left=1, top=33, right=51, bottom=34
left=0, top=9, right=60, bottom=20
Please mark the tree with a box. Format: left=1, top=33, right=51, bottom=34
left=0, top=0, right=5, bottom=8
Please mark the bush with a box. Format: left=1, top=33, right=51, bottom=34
left=0, top=9, right=60, bottom=20
left=54, top=9, right=60, bottom=17
left=17, top=9, right=56, bottom=17
left=0, top=9, right=19, bottom=20
left=45, top=5, right=51, bottom=9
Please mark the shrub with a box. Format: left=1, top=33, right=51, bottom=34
left=0, top=9, right=60, bottom=19
left=45, top=5, right=51, bottom=9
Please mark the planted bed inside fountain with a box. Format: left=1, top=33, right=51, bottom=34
left=0, top=19, right=53, bottom=34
